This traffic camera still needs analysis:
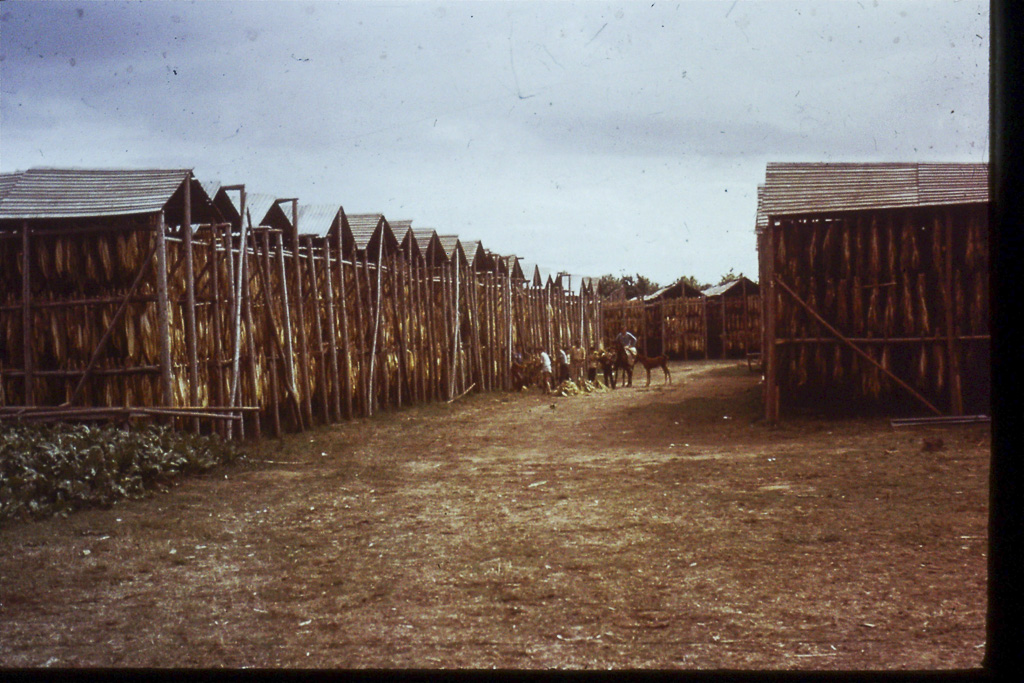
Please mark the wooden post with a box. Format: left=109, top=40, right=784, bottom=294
left=155, top=212, right=175, bottom=409
left=241, top=228, right=261, bottom=439
left=321, top=240, right=342, bottom=422
left=352, top=254, right=368, bottom=416
left=210, top=224, right=226, bottom=437
left=741, top=278, right=750, bottom=357
left=765, top=220, right=779, bottom=422
left=304, top=237, right=330, bottom=424
left=389, top=255, right=409, bottom=407
left=275, top=231, right=303, bottom=430
left=411, top=259, right=421, bottom=403
left=427, top=265, right=441, bottom=402
left=450, top=260, right=460, bottom=399
left=21, top=220, right=34, bottom=406
left=222, top=218, right=236, bottom=411
left=942, top=213, right=964, bottom=415
left=256, top=230, right=301, bottom=430
left=289, top=203, right=313, bottom=427
left=367, top=239, right=384, bottom=416
left=440, top=264, right=453, bottom=399
left=702, top=296, right=708, bottom=360
left=229, top=212, right=250, bottom=439
left=181, top=180, right=200, bottom=432
left=257, top=232, right=281, bottom=437
left=470, top=274, right=485, bottom=392
left=335, top=238, right=354, bottom=420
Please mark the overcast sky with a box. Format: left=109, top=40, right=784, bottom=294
left=0, top=1, right=988, bottom=286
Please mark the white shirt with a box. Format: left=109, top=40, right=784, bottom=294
left=539, top=351, right=552, bottom=373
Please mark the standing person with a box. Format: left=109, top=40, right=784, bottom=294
left=537, top=347, right=553, bottom=394
left=587, top=345, right=601, bottom=383
left=558, top=347, right=571, bottom=384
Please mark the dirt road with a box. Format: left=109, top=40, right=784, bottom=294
left=0, top=360, right=989, bottom=669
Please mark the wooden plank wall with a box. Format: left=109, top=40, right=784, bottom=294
left=763, top=203, right=989, bottom=417
left=602, top=298, right=708, bottom=359
left=0, top=219, right=602, bottom=437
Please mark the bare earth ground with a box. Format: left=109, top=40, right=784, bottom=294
left=0, top=360, right=989, bottom=670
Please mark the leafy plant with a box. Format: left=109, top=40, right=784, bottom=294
left=0, top=423, right=245, bottom=524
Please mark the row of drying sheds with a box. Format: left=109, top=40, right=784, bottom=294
left=0, top=168, right=603, bottom=437
left=601, top=276, right=762, bottom=361
left=756, top=161, right=989, bottom=421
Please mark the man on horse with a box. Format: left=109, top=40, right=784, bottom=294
left=610, top=331, right=638, bottom=388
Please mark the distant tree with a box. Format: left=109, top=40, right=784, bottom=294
left=633, top=274, right=659, bottom=298
left=597, top=274, right=622, bottom=298
left=678, top=275, right=709, bottom=291
left=716, top=268, right=744, bottom=286
left=596, top=273, right=661, bottom=300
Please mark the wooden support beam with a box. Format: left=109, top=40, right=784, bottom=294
left=336, top=242, right=354, bottom=420
left=21, top=220, right=34, bottom=406
left=942, top=213, right=965, bottom=415
left=182, top=179, right=199, bottom=433
left=241, top=227, right=261, bottom=439
left=304, top=237, right=330, bottom=424
left=257, top=232, right=281, bottom=437
left=774, top=274, right=943, bottom=416
left=274, top=230, right=302, bottom=430
left=288, top=203, right=313, bottom=427
left=210, top=223, right=226, bottom=437
left=255, top=230, right=300, bottom=430
left=320, top=242, right=342, bottom=422
left=367, top=242, right=385, bottom=416
left=155, top=212, right=175, bottom=409
left=352, top=254, right=368, bottom=416
left=229, top=213, right=249, bottom=415
left=765, top=222, right=778, bottom=421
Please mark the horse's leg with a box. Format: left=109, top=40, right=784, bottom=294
left=646, top=365, right=651, bottom=387
left=664, top=363, right=671, bottom=384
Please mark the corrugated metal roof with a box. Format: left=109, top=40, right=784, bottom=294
left=0, top=173, right=21, bottom=203
left=755, top=184, right=767, bottom=233
left=411, top=227, right=437, bottom=243
left=200, top=179, right=222, bottom=201
left=760, top=162, right=989, bottom=220
left=0, top=167, right=191, bottom=220
left=644, top=277, right=705, bottom=301
left=390, top=219, right=417, bottom=254
left=502, top=255, right=525, bottom=281
left=223, top=191, right=281, bottom=228
left=346, top=213, right=383, bottom=249
left=411, top=227, right=443, bottom=260
left=437, top=234, right=461, bottom=259
left=463, top=240, right=484, bottom=263
left=295, top=204, right=342, bottom=237
left=390, top=219, right=413, bottom=234
left=702, top=276, right=759, bottom=298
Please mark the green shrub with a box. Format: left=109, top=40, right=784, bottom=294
left=0, top=423, right=245, bottom=524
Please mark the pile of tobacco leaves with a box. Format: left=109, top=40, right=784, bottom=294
left=0, top=423, right=245, bottom=524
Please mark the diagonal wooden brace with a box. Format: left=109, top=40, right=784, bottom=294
left=774, top=275, right=943, bottom=416
left=63, top=237, right=161, bottom=407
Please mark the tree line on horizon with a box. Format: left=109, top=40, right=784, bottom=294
left=595, top=268, right=747, bottom=299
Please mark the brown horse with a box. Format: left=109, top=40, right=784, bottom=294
left=594, top=350, right=615, bottom=388
left=635, top=351, right=671, bottom=387
left=611, top=341, right=636, bottom=389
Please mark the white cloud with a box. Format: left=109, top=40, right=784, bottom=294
left=0, top=0, right=989, bottom=284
